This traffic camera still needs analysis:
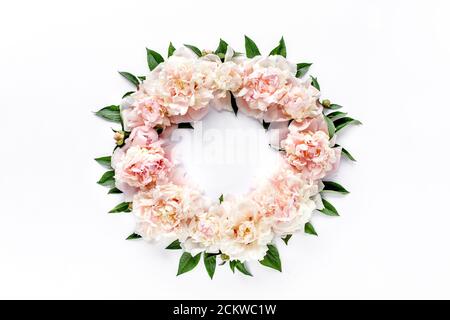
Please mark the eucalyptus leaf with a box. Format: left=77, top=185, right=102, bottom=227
left=204, top=253, right=217, bottom=279
left=310, top=76, right=320, bottom=90
left=282, top=234, right=292, bottom=245
left=94, top=156, right=111, bottom=168
left=244, top=35, right=261, bottom=58
left=177, top=252, right=202, bottom=276
left=118, top=71, right=140, bottom=88
left=168, top=42, right=176, bottom=57
left=184, top=44, right=202, bottom=57
left=97, top=170, right=115, bottom=187
left=109, top=202, right=132, bottom=213
left=146, top=48, right=164, bottom=71
left=126, top=233, right=142, bottom=240
left=259, top=244, right=282, bottom=272
left=296, top=63, right=312, bottom=78
left=322, top=181, right=349, bottom=194
left=319, top=198, right=339, bottom=216
left=304, top=222, right=318, bottom=236
left=95, top=105, right=121, bottom=123
left=166, top=239, right=182, bottom=250
left=269, top=37, right=286, bottom=58
left=334, top=117, right=362, bottom=132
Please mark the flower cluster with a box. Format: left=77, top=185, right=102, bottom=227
left=95, top=37, right=358, bottom=277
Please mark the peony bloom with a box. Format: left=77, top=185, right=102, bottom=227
left=121, top=92, right=170, bottom=130
left=183, top=204, right=222, bottom=255
left=281, top=117, right=341, bottom=180
left=113, top=144, right=171, bottom=191
left=126, top=126, right=159, bottom=149
left=133, top=183, right=207, bottom=241
left=252, top=162, right=319, bottom=236
left=234, top=55, right=296, bottom=119
left=142, top=47, right=217, bottom=118
left=281, top=79, right=322, bottom=121
left=219, top=198, right=273, bottom=262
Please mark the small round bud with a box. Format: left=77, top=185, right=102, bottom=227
left=322, top=99, right=331, bottom=108
left=220, top=253, right=230, bottom=261
left=114, top=131, right=125, bottom=146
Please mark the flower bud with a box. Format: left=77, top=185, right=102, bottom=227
left=220, top=253, right=230, bottom=261
left=114, top=131, right=125, bottom=146
left=322, top=99, right=331, bottom=108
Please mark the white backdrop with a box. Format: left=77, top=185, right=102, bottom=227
left=1, top=0, right=450, bottom=299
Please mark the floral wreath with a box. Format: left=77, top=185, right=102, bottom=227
left=94, top=36, right=360, bottom=278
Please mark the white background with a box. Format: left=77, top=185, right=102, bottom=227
left=1, top=0, right=450, bottom=299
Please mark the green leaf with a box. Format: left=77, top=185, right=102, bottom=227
left=262, top=120, right=270, bottom=130
left=166, top=239, right=182, bottom=250
left=118, top=71, right=140, bottom=88
left=235, top=261, right=252, bottom=276
left=95, top=105, right=121, bottom=123
left=97, top=170, right=115, bottom=187
left=108, top=187, right=122, bottom=194
left=219, top=194, right=224, bottom=203
left=334, top=117, right=362, bottom=132
left=126, top=233, right=142, bottom=240
left=94, top=156, right=111, bottom=168
left=324, top=115, right=335, bottom=138
left=230, top=93, right=238, bottom=115
left=304, top=222, right=318, bottom=236
left=184, top=44, right=202, bottom=57
left=327, top=111, right=347, bottom=120
left=282, top=234, right=292, bottom=245
left=269, top=37, right=286, bottom=57
left=244, top=35, right=261, bottom=58
left=138, top=76, right=146, bottom=81
left=327, top=103, right=343, bottom=110
left=168, top=42, right=176, bottom=57
left=177, top=252, right=202, bottom=276
left=109, top=202, right=132, bottom=213
left=178, top=122, right=194, bottom=129
left=296, top=63, right=312, bottom=78
left=259, top=244, right=282, bottom=272
left=204, top=253, right=217, bottom=279
left=310, top=76, right=320, bottom=90
left=230, top=260, right=252, bottom=276
left=146, top=48, right=164, bottom=71
left=122, top=91, right=134, bottom=99
left=322, top=181, right=349, bottom=194
left=335, top=144, right=356, bottom=161
left=319, top=198, right=339, bottom=216
left=215, top=39, right=228, bottom=55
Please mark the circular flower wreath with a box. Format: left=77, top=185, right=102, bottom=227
left=94, top=36, right=360, bottom=278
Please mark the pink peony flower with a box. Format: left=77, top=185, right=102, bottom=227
left=281, top=117, right=341, bottom=180
left=122, top=94, right=170, bottom=130
left=133, top=183, right=207, bottom=241
left=252, top=162, right=319, bottom=236
left=143, top=47, right=217, bottom=117
left=234, top=56, right=296, bottom=118
left=113, top=144, right=171, bottom=191
left=281, top=79, right=322, bottom=121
